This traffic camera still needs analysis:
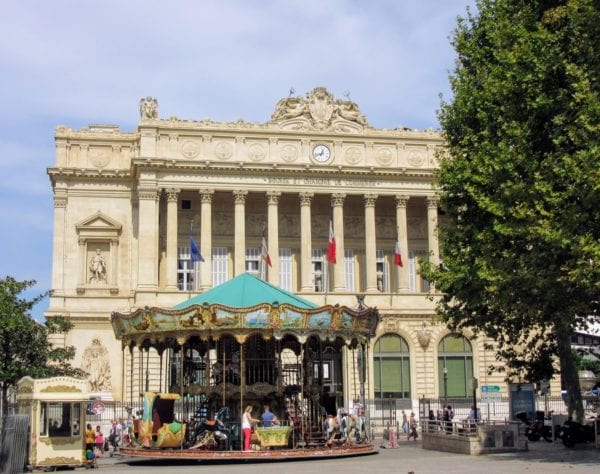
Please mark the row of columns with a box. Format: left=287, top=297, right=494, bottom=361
left=137, top=189, right=440, bottom=292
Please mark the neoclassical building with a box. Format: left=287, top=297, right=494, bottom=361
left=47, top=87, right=506, bottom=408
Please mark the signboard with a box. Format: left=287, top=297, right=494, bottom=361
left=92, top=401, right=105, bottom=415
left=481, top=385, right=502, bottom=402
left=508, top=383, right=535, bottom=421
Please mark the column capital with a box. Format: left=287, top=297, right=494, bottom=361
left=166, top=188, right=180, bottom=202
left=266, top=191, right=282, bottom=205
left=331, top=193, right=346, bottom=207
left=233, top=190, right=248, bottom=204
left=426, top=196, right=439, bottom=208
left=395, top=194, right=410, bottom=208
left=199, top=189, right=215, bottom=203
left=363, top=194, right=378, bottom=207
left=54, top=196, right=67, bottom=208
left=299, top=192, right=314, bottom=206
left=138, top=188, right=159, bottom=200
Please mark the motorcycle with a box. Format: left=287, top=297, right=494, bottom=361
left=515, top=411, right=553, bottom=442
left=559, top=417, right=597, bottom=448
left=187, top=406, right=230, bottom=450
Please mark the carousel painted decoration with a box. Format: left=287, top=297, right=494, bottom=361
left=111, top=273, right=378, bottom=457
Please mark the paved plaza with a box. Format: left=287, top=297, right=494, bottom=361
left=95, top=438, right=600, bottom=474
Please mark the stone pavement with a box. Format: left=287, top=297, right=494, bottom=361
left=95, top=438, right=600, bottom=473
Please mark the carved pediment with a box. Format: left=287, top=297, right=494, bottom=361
left=271, top=87, right=368, bottom=132
left=76, top=211, right=122, bottom=234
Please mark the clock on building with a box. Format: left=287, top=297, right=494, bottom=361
left=312, top=144, right=331, bottom=162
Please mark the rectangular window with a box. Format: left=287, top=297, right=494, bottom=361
left=177, top=247, right=198, bottom=291
left=312, top=249, right=328, bottom=292
left=212, top=247, right=228, bottom=286
left=408, top=250, right=429, bottom=292
left=344, top=249, right=355, bottom=291
left=279, top=248, right=292, bottom=291
left=376, top=249, right=389, bottom=292
left=245, top=247, right=260, bottom=277
left=40, top=402, right=81, bottom=438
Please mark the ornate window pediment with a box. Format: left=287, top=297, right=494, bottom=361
left=76, top=211, right=122, bottom=238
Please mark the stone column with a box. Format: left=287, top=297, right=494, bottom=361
left=267, top=191, right=281, bottom=286
left=426, top=196, right=440, bottom=266
left=395, top=195, right=410, bottom=292
left=138, top=188, right=159, bottom=289
left=51, top=191, right=67, bottom=294
left=165, top=188, right=180, bottom=290
left=233, top=190, right=248, bottom=276
left=299, top=192, right=314, bottom=292
left=331, top=193, right=346, bottom=292
left=199, top=189, right=214, bottom=291
left=109, top=238, right=119, bottom=291
left=77, top=237, right=86, bottom=289
left=364, top=194, right=378, bottom=293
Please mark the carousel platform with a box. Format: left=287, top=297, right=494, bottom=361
left=118, top=443, right=377, bottom=463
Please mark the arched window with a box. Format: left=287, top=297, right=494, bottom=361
left=373, top=334, right=411, bottom=399
left=438, top=334, right=473, bottom=398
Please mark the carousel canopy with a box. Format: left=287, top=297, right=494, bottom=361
left=111, top=273, right=379, bottom=345
left=172, top=273, right=318, bottom=310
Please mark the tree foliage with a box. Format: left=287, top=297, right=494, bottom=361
left=0, top=277, right=85, bottom=415
left=422, top=0, right=600, bottom=421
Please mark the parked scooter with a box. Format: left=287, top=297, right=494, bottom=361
left=515, top=411, right=553, bottom=442
left=559, top=417, right=597, bottom=448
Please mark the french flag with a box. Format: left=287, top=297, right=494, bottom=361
left=326, top=220, right=336, bottom=264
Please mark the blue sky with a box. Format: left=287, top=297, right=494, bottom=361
left=0, top=0, right=474, bottom=320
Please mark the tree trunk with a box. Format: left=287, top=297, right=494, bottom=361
left=556, top=324, right=584, bottom=422
left=1, top=383, right=7, bottom=417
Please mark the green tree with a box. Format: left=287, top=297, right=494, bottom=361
left=0, top=277, right=85, bottom=415
left=423, top=0, right=599, bottom=421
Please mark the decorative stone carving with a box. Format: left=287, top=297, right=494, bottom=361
left=280, top=143, right=299, bottom=163
left=375, top=147, right=394, bottom=166
left=417, top=323, right=432, bottom=349
left=89, top=248, right=107, bottom=284
left=407, top=147, right=426, bottom=167
left=271, top=87, right=368, bottom=131
left=308, top=87, right=335, bottom=128
left=345, top=146, right=362, bottom=165
left=81, top=338, right=112, bottom=392
left=214, top=141, right=233, bottom=160
left=88, top=147, right=111, bottom=168
left=247, top=143, right=266, bottom=161
left=139, top=97, right=158, bottom=120
left=181, top=140, right=201, bottom=159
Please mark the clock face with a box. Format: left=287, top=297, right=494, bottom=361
left=313, top=144, right=331, bottom=162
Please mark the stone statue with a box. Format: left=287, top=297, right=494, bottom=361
left=139, top=96, right=158, bottom=120
left=271, top=96, right=307, bottom=121
left=81, top=338, right=112, bottom=392
left=336, top=99, right=367, bottom=125
left=89, top=248, right=107, bottom=283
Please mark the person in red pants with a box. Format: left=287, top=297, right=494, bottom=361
left=242, top=405, right=259, bottom=451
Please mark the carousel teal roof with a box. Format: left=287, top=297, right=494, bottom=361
left=172, top=273, right=318, bottom=310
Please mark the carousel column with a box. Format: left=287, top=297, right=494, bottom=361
left=165, top=188, right=180, bottom=290
left=199, top=189, right=214, bottom=291
left=395, top=195, right=410, bottom=292
left=299, top=192, right=314, bottom=292
left=233, top=190, right=248, bottom=277
left=331, top=193, right=346, bottom=292
left=137, top=188, right=159, bottom=290
left=364, top=194, right=379, bottom=293
left=266, top=191, right=281, bottom=286
left=177, top=337, right=186, bottom=399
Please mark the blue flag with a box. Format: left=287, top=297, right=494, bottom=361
left=190, top=237, right=204, bottom=262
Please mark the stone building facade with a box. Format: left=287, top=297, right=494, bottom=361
left=47, top=87, right=506, bottom=406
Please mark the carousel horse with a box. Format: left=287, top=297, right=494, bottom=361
left=188, top=406, right=230, bottom=450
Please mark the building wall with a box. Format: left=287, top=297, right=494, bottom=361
left=47, top=88, right=507, bottom=404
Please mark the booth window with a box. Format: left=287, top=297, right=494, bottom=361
left=40, top=402, right=81, bottom=437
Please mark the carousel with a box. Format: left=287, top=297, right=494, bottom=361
left=111, top=273, right=379, bottom=461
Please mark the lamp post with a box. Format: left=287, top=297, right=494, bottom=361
left=443, top=366, right=448, bottom=406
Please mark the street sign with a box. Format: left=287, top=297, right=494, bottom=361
left=481, top=385, right=501, bottom=393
